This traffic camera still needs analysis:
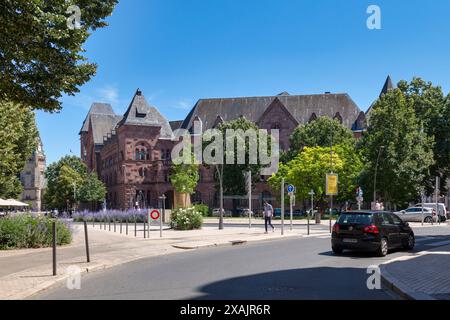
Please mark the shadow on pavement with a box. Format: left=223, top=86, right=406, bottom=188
left=193, top=267, right=392, bottom=300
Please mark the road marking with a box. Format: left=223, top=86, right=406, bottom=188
left=415, top=237, right=439, bottom=243
left=425, top=239, right=450, bottom=247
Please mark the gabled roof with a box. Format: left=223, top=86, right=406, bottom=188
left=180, top=93, right=362, bottom=132
left=89, top=114, right=122, bottom=145
left=117, top=89, right=173, bottom=139
left=80, top=103, right=115, bottom=134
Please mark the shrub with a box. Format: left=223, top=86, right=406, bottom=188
left=193, top=204, right=211, bottom=217
left=170, top=207, right=203, bottom=230
left=0, top=214, right=72, bottom=250
left=73, top=209, right=148, bottom=223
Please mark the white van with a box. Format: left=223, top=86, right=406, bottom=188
left=416, top=203, right=448, bottom=220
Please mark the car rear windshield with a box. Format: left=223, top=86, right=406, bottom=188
left=338, top=213, right=373, bottom=225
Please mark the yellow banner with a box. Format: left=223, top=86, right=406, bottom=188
left=326, top=174, right=338, bottom=196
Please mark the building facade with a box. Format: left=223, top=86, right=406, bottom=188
left=20, top=136, right=46, bottom=211
left=81, top=87, right=368, bottom=212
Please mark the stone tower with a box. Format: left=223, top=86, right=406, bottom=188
left=20, top=136, right=46, bottom=211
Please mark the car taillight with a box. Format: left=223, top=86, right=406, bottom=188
left=332, top=224, right=340, bottom=233
left=364, top=225, right=379, bottom=234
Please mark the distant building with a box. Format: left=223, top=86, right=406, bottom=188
left=20, top=136, right=46, bottom=211
left=80, top=85, right=368, bottom=212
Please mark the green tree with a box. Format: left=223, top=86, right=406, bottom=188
left=44, top=156, right=105, bottom=211
left=398, top=78, right=450, bottom=194
left=286, top=116, right=356, bottom=161
left=0, top=101, right=38, bottom=198
left=1, top=0, right=118, bottom=111
left=170, top=151, right=200, bottom=207
left=78, top=173, right=106, bottom=209
left=269, top=145, right=362, bottom=208
left=360, top=88, right=434, bottom=209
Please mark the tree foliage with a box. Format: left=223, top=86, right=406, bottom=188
left=0, top=0, right=118, bottom=111
left=215, top=117, right=267, bottom=196
left=286, top=116, right=356, bottom=161
left=269, top=145, right=362, bottom=205
left=360, top=88, right=434, bottom=209
left=170, top=152, right=200, bottom=195
left=44, top=156, right=105, bottom=210
left=0, top=100, right=38, bottom=198
left=398, top=78, right=450, bottom=194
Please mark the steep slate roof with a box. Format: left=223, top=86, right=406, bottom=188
left=366, top=75, right=396, bottom=116
left=89, top=114, right=122, bottom=145
left=169, top=120, right=184, bottom=131
left=80, top=103, right=115, bottom=134
left=180, top=93, right=362, bottom=132
left=380, top=75, right=394, bottom=97
left=117, top=89, right=173, bottom=139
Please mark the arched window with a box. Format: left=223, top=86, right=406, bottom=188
left=135, top=143, right=149, bottom=161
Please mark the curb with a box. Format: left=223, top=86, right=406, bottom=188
left=380, top=264, right=436, bottom=300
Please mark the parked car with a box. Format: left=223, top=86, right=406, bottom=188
left=331, top=211, right=415, bottom=257
left=212, top=208, right=232, bottom=217
left=394, top=207, right=436, bottom=223
left=415, top=203, right=448, bottom=220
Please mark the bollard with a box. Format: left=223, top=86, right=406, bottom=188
left=109, top=218, right=111, bottom=231
left=114, top=220, right=116, bottom=233
left=52, top=221, right=57, bottom=276
left=83, top=221, right=90, bottom=263
left=144, top=221, right=147, bottom=238
left=126, top=218, right=129, bottom=236
left=120, top=221, right=122, bottom=234
left=134, top=219, right=137, bottom=237
left=93, top=218, right=95, bottom=228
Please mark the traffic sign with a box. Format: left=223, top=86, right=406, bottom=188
left=150, top=210, right=161, bottom=220
left=287, top=185, right=295, bottom=193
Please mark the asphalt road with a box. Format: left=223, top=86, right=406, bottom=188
left=34, top=223, right=450, bottom=300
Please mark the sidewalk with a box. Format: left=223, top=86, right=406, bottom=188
left=0, top=220, right=332, bottom=300
left=381, top=244, right=450, bottom=300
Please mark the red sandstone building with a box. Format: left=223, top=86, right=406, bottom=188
left=80, top=80, right=393, bottom=211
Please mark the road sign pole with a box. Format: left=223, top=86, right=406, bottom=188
left=281, top=178, right=285, bottom=236
left=248, top=171, right=252, bottom=229
left=330, top=195, right=333, bottom=233
left=290, top=194, right=293, bottom=231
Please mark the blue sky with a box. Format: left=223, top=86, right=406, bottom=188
left=36, top=0, right=450, bottom=164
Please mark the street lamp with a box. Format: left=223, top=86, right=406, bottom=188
left=373, top=146, right=386, bottom=208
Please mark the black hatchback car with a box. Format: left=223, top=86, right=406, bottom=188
left=331, top=211, right=415, bottom=257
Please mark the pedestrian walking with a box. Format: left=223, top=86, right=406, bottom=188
left=263, top=201, right=275, bottom=234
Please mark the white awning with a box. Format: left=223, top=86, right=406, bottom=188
left=0, top=199, right=29, bottom=207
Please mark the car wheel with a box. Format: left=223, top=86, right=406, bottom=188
left=332, top=246, right=343, bottom=255
left=424, top=216, right=433, bottom=223
left=377, top=238, right=389, bottom=257
left=403, top=234, right=415, bottom=250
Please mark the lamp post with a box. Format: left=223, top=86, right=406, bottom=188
left=373, top=146, right=385, bottom=208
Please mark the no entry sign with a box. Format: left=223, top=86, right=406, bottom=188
left=150, top=210, right=161, bottom=220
